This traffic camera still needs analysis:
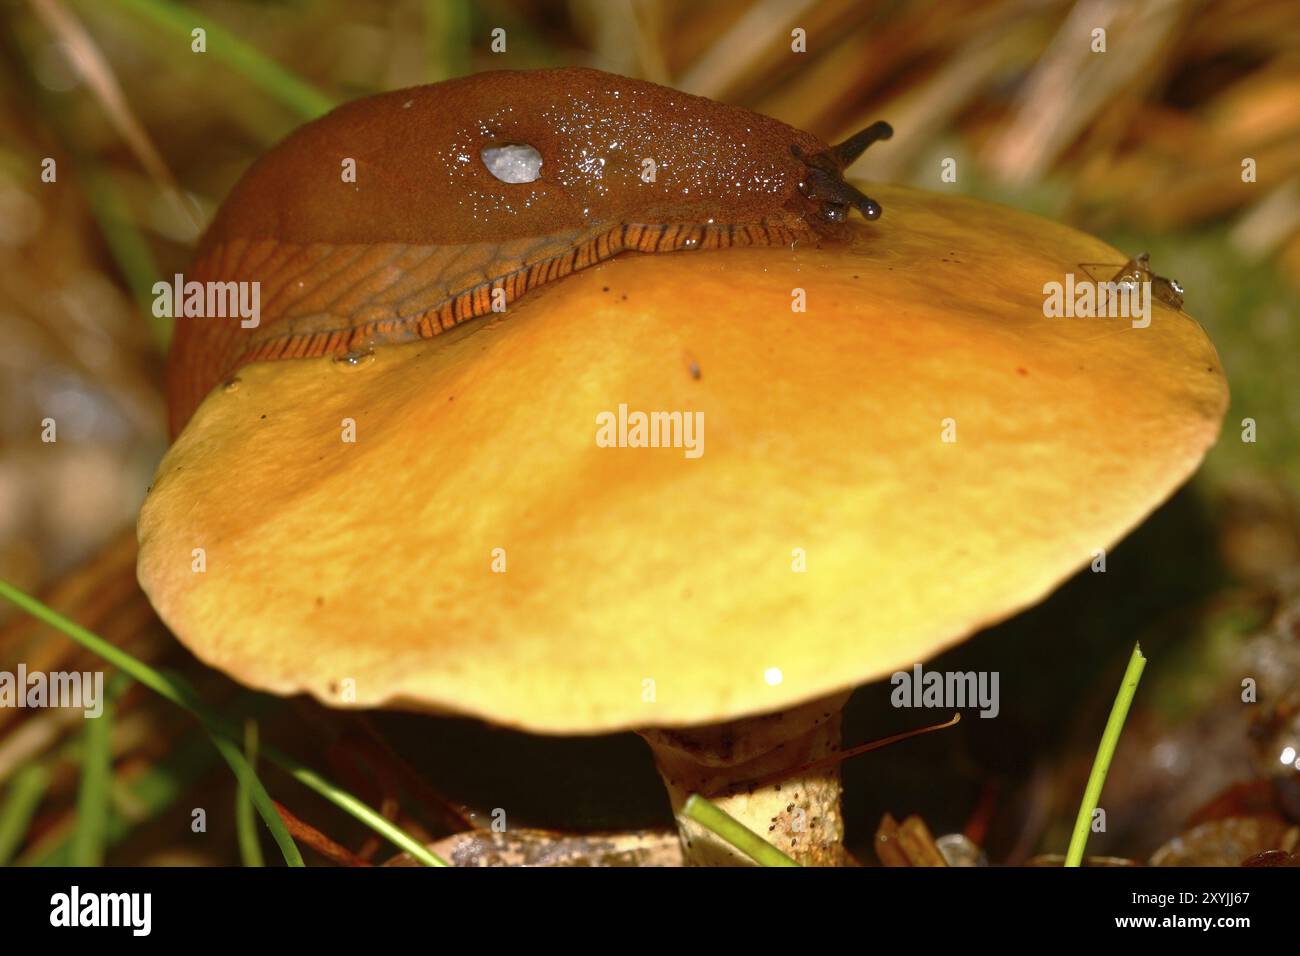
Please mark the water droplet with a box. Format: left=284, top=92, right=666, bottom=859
left=333, top=349, right=375, bottom=371
left=222, top=377, right=241, bottom=392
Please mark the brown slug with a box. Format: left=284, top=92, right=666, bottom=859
left=168, top=66, right=892, bottom=435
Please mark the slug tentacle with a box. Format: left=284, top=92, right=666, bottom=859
left=828, top=120, right=894, bottom=168
left=792, top=120, right=893, bottom=224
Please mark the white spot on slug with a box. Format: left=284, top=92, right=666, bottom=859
left=482, top=143, right=543, bottom=183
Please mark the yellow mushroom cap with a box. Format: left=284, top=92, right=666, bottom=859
left=137, top=185, right=1228, bottom=734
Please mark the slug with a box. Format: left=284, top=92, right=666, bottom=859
left=168, top=67, right=892, bottom=435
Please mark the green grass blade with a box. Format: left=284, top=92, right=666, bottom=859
left=111, top=0, right=336, bottom=120
left=0, top=765, right=51, bottom=864
left=149, top=666, right=449, bottom=867
left=0, top=576, right=446, bottom=867
left=1065, top=642, right=1147, bottom=867
left=80, top=163, right=172, bottom=350
left=207, top=730, right=301, bottom=866
left=71, top=703, right=112, bottom=865
left=682, top=794, right=800, bottom=867
left=64, top=668, right=299, bottom=867
left=0, top=580, right=179, bottom=704
left=70, top=671, right=130, bottom=865
left=273, top=757, right=447, bottom=867
left=20, top=724, right=221, bottom=866
left=236, top=719, right=265, bottom=867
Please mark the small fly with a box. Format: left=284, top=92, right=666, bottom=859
left=1078, top=252, right=1184, bottom=311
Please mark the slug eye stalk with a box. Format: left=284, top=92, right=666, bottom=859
left=793, top=120, right=893, bottom=222
left=830, top=120, right=894, bottom=167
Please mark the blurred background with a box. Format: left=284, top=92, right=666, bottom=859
left=0, top=0, right=1297, bottom=866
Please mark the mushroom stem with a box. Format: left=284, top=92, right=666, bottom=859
left=638, top=692, right=851, bottom=866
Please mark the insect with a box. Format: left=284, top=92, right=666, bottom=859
left=1078, top=253, right=1185, bottom=311
left=167, top=67, right=892, bottom=435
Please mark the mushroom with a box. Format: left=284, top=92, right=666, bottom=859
left=138, top=83, right=1228, bottom=866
